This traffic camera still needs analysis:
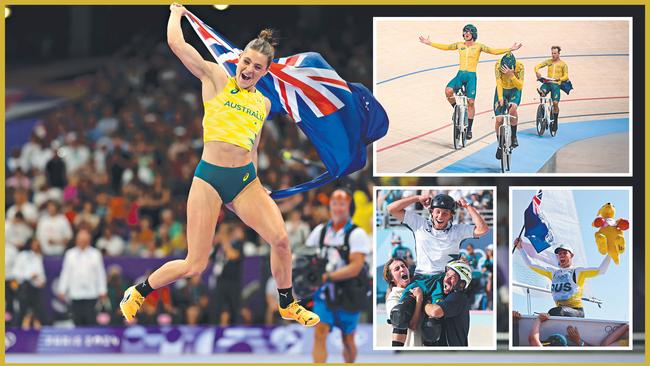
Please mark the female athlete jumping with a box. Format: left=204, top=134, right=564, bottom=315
left=120, top=3, right=319, bottom=327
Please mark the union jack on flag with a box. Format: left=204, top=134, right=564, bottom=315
left=532, top=190, right=542, bottom=215
left=524, top=190, right=555, bottom=253
left=184, top=12, right=389, bottom=198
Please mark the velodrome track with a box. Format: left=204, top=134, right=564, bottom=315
left=374, top=19, right=630, bottom=175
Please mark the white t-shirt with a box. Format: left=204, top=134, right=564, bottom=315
left=12, top=250, right=46, bottom=286
left=386, top=287, right=422, bottom=347
left=6, top=203, right=39, bottom=225
left=96, top=235, right=126, bottom=257
left=5, top=219, right=34, bottom=249
left=57, top=246, right=107, bottom=300
left=36, top=214, right=73, bottom=256
left=305, top=222, right=370, bottom=271
left=402, top=211, right=475, bottom=275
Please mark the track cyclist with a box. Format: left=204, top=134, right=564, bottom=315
left=494, top=52, right=524, bottom=159
left=535, top=46, right=569, bottom=134
left=419, top=24, right=522, bottom=140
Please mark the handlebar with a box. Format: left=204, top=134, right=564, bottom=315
left=492, top=114, right=518, bottom=120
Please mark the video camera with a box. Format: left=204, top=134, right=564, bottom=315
left=292, top=254, right=327, bottom=299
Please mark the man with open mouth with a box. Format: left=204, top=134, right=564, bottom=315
left=514, top=238, right=612, bottom=318
left=384, top=257, right=423, bottom=347
left=386, top=191, right=489, bottom=346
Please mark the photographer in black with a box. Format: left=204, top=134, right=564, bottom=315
left=305, top=188, right=371, bottom=363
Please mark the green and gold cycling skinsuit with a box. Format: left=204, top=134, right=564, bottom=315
left=428, top=41, right=510, bottom=99
left=535, top=59, right=569, bottom=102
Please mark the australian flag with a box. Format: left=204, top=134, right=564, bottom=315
left=184, top=12, right=389, bottom=199
left=523, top=190, right=555, bottom=253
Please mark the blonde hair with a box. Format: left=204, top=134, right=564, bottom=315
left=244, top=28, right=278, bottom=68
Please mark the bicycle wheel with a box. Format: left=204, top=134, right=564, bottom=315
left=499, top=126, right=506, bottom=173
left=536, top=104, right=546, bottom=136
left=461, top=109, right=468, bottom=147
left=453, top=107, right=461, bottom=150
left=506, top=147, right=511, bottom=171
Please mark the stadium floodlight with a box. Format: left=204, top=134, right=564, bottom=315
left=212, top=5, right=230, bottom=11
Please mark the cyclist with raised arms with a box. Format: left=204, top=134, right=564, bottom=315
left=419, top=24, right=522, bottom=139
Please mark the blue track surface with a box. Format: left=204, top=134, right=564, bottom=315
left=439, top=118, right=629, bottom=173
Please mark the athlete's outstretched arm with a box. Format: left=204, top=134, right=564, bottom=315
left=387, top=194, right=429, bottom=222
left=514, top=238, right=555, bottom=279
left=167, top=3, right=224, bottom=82
left=457, top=198, right=488, bottom=237
left=483, top=42, right=521, bottom=56
left=574, top=255, right=611, bottom=285
left=419, top=36, right=458, bottom=51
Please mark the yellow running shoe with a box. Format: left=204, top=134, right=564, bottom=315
left=278, top=301, right=320, bottom=327
left=120, top=286, right=145, bottom=322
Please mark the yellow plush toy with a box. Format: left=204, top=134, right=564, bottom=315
left=592, top=203, right=629, bottom=264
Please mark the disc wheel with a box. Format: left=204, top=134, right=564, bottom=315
left=536, top=104, right=546, bottom=136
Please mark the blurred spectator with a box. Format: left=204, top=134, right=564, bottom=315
left=21, top=131, right=53, bottom=173
left=62, top=201, right=78, bottom=225
left=209, top=223, right=244, bottom=326
left=5, top=212, right=34, bottom=250
left=390, top=233, right=415, bottom=272
left=480, top=245, right=494, bottom=310
left=351, top=188, right=373, bottom=235
left=106, top=265, right=129, bottom=324
left=132, top=216, right=157, bottom=256
left=286, top=210, right=311, bottom=255
left=464, top=243, right=482, bottom=270
left=96, top=226, right=126, bottom=257
left=13, top=238, right=47, bottom=329
left=174, top=276, right=209, bottom=325
left=74, top=201, right=101, bottom=233
left=32, top=182, right=63, bottom=209
left=6, top=168, right=32, bottom=192
left=134, top=271, right=176, bottom=325
left=44, top=149, right=67, bottom=189
left=6, top=189, right=38, bottom=227
left=62, top=174, right=80, bottom=203
left=264, top=276, right=282, bottom=325
left=7, top=147, right=23, bottom=174
left=57, top=228, right=108, bottom=326
left=59, top=132, right=91, bottom=174
left=36, top=201, right=73, bottom=256
left=5, top=241, right=19, bottom=324
left=139, top=175, right=171, bottom=228
left=157, top=208, right=185, bottom=256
